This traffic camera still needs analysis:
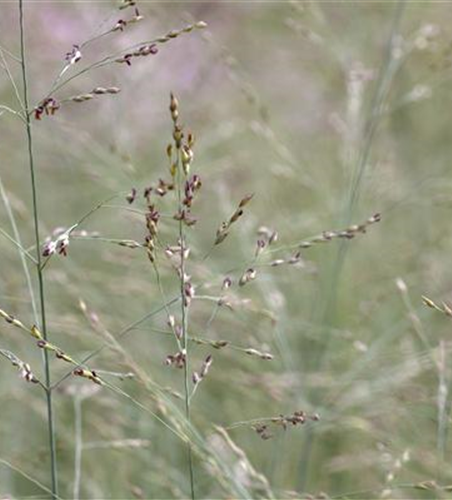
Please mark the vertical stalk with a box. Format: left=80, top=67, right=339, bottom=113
left=176, top=154, right=196, bottom=500
left=18, top=1, right=58, bottom=498
left=73, top=396, right=83, bottom=500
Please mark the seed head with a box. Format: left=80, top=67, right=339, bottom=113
left=30, top=325, right=43, bottom=340
left=169, top=93, right=179, bottom=123
left=239, top=268, right=256, bottom=287
left=239, top=193, right=254, bottom=208
left=65, top=45, right=82, bottom=65
left=126, top=187, right=137, bottom=204
left=222, top=277, right=232, bottom=290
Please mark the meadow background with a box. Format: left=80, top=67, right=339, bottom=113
left=1, top=0, right=452, bottom=498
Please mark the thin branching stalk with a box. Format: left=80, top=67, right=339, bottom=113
left=0, top=225, right=37, bottom=264
left=0, top=48, right=25, bottom=110
left=176, top=146, right=196, bottom=500
left=18, top=1, right=58, bottom=497
left=0, top=174, right=38, bottom=323
left=35, top=21, right=206, bottom=108
left=51, top=295, right=181, bottom=390
left=0, top=459, right=60, bottom=499
left=437, top=341, right=448, bottom=482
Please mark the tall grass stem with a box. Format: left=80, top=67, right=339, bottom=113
left=176, top=154, right=196, bottom=500
left=18, top=1, right=58, bottom=497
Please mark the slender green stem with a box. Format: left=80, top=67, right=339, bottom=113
left=73, top=396, right=83, bottom=500
left=18, top=1, right=58, bottom=497
left=175, top=146, right=195, bottom=500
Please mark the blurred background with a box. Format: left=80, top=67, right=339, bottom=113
left=1, top=0, right=452, bottom=498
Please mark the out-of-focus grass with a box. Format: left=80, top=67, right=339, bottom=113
left=2, top=1, right=452, bottom=498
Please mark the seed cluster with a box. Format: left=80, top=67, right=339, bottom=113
left=0, top=307, right=43, bottom=340
left=65, top=44, right=82, bottom=65
left=192, top=354, right=213, bottom=386
left=34, top=98, right=59, bottom=120
left=255, top=226, right=278, bottom=257
left=0, top=349, right=39, bottom=385
left=173, top=174, right=202, bottom=227
left=112, top=8, right=144, bottom=34
left=165, top=349, right=186, bottom=369
left=422, top=295, right=452, bottom=317
left=32, top=16, right=206, bottom=121
left=0, top=307, right=102, bottom=385
left=239, top=268, right=257, bottom=287
left=215, top=194, right=254, bottom=246
left=297, top=213, right=381, bottom=249
left=69, top=86, right=121, bottom=103
left=115, top=43, right=158, bottom=66
left=42, top=229, right=71, bottom=257
left=253, top=410, right=320, bottom=440
left=119, top=0, right=136, bottom=9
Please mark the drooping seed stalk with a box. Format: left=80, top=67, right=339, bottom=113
left=18, top=1, right=58, bottom=497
